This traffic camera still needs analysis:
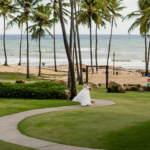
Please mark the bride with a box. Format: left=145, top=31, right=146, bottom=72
left=72, top=81, right=92, bottom=106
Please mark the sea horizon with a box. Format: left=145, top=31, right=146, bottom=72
left=0, top=34, right=142, bottom=35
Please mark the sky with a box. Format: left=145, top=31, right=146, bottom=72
left=0, top=0, right=139, bottom=35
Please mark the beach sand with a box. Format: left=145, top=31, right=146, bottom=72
left=0, top=64, right=147, bottom=86
left=0, top=65, right=67, bottom=75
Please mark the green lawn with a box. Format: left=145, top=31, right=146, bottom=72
left=18, top=85, right=150, bottom=150
left=0, top=141, right=36, bottom=150
left=0, top=72, right=67, bottom=81
left=0, top=72, right=47, bottom=81
left=0, top=98, right=79, bottom=150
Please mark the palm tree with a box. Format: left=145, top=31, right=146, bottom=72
left=123, top=0, right=150, bottom=76
left=14, top=0, right=42, bottom=78
left=58, top=0, right=77, bottom=100
left=28, top=4, right=54, bottom=76
left=67, top=0, right=74, bottom=89
left=78, top=0, right=102, bottom=74
left=0, top=0, right=18, bottom=66
left=106, top=0, right=126, bottom=89
left=49, top=0, right=70, bottom=72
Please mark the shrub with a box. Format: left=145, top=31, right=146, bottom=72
left=111, top=85, right=118, bottom=93
left=0, top=81, right=69, bottom=100
left=132, top=87, right=138, bottom=91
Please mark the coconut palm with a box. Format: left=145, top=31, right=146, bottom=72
left=67, top=0, right=74, bottom=89
left=28, top=4, right=54, bottom=76
left=123, top=0, right=150, bottom=76
left=58, top=0, right=77, bottom=100
left=0, top=0, right=18, bottom=66
left=78, top=0, right=104, bottom=74
left=49, top=0, right=70, bottom=72
left=14, top=0, right=42, bottom=78
left=106, top=0, right=126, bottom=89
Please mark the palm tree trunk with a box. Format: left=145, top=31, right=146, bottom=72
left=95, top=24, right=98, bottom=72
left=69, top=0, right=73, bottom=53
left=106, top=17, right=113, bottom=89
left=68, top=0, right=74, bottom=88
left=72, top=5, right=79, bottom=80
left=38, top=29, right=41, bottom=76
left=18, top=24, right=23, bottom=66
left=53, top=8, right=57, bottom=72
left=145, top=32, right=148, bottom=76
left=68, top=70, right=71, bottom=88
left=26, top=20, right=30, bottom=78
left=59, top=0, right=76, bottom=100
left=148, top=41, right=150, bottom=70
left=74, top=32, right=80, bottom=80
left=90, top=15, right=94, bottom=74
left=74, top=0, right=83, bottom=85
left=3, top=15, right=8, bottom=66
left=73, top=43, right=75, bottom=64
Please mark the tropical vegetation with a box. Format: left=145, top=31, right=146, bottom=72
left=29, top=4, right=55, bottom=76
left=50, top=0, right=70, bottom=72
left=0, top=81, right=69, bottom=99
left=0, top=0, right=18, bottom=66
left=106, top=0, right=126, bottom=88
left=0, top=0, right=149, bottom=98
left=0, top=1, right=150, bottom=149
left=124, top=0, right=150, bottom=76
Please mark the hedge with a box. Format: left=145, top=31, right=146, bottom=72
left=0, top=81, right=69, bottom=99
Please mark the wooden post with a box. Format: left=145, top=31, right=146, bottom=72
left=113, top=52, right=115, bottom=75
left=86, top=66, right=88, bottom=83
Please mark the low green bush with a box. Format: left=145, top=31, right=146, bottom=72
left=132, top=87, right=138, bottom=91
left=0, top=81, right=68, bottom=99
left=111, top=85, right=118, bottom=93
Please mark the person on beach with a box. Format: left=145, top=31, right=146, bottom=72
left=72, top=81, right=92, bottom=106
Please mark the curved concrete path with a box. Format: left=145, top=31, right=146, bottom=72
left=0, top=99, right=115, bottom=150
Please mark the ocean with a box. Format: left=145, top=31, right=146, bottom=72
left=0, top=34, right=148, bottom=69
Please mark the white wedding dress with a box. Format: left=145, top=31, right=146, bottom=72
left=72, top=85, right=92, bottom=106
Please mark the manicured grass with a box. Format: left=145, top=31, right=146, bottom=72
left=18, top=85, right=150, bottom=150
left=0, top=98, right=79, bottom=150
left=0, top=72, right=67, bottom=81
left=0, top=72, right=48, bottom=81
left=0, top=140, right=36, bottom=150
left=0, top=98, right=79, bottom=117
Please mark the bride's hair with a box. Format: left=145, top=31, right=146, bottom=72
left=84, top=81, right=88, bottom=84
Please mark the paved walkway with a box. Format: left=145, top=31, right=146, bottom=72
left=0, top=99, right=115, bottom=150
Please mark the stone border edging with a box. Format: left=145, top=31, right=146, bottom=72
left=0, top=99, right=115, bottom=150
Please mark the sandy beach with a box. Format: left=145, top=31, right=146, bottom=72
left=0, top=64, right=148, bottom=86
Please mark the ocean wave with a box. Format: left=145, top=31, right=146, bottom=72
left=41, top=50, right=47, bottom=52
left=111, top=59, right=131, bottom=62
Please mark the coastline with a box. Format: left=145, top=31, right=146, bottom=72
left=0, top=64, right=148, bottom=86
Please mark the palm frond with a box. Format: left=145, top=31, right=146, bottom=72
left=45, top=28, right=53, bottom=38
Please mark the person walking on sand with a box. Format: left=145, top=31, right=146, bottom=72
left=72, top=81, right=92, bottom=106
